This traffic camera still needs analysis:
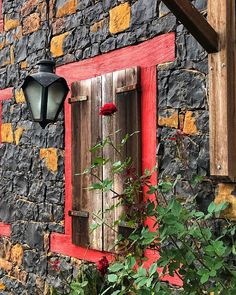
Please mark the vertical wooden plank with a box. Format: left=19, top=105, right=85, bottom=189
left=71, top=78, right=103, bottom=249
left=103, top=68, right=141, bottom=252
left=208, top=0, right=236, bottom=179
left=125, top=67, right=142, bottom=179
left=102, top=72, right=116, bottom=251
left=71, top=79, right=91, bottom=246
left=89, top=76, right=103, bottom=250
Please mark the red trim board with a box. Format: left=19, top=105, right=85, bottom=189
left=0, top=88, right=13, bottom=145
left=0, top=223, right=11, bottom=237
left=0, top=88, right=13, bottom=235
left=50, top=33, right=180, bottom=285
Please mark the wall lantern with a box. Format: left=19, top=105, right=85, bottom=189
left=22, top=60, right=69, bottom=128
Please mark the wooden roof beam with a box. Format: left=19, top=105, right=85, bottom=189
left=161, top=0, right=219, bottom=53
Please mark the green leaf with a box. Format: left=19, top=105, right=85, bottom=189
left=149, top=263, right=157, bottom=276
left=208, top=202, right=216, bottom=214
left=200, top=273, right=209, bottom=284
left=90, top=183, right=103, bottom=190
left=215, top=202, right=229, bottom=213
left=158, top=181, right=173, bottom=193
left=109, top=263, right=124, bottom=272
left=108, top=274, right=118, bottom=283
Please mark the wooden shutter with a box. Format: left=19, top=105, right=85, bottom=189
left=71, top=67, right=141, bottom=251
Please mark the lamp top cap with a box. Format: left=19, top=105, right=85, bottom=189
left=37, top=59, right=55, bottom=73
left=37, top=59, right=55, bottom=66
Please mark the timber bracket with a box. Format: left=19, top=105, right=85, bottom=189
left=162, top=0, right=236, bottom=179
left=161, top=0, right=219, bottom=53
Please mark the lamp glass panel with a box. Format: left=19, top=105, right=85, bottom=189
left=24, top=80, right=43, bottom=120
left=47, top=81, right=66, bottom=120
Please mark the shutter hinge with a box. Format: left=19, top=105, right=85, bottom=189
left=116, top=84, right=140, bottom=94
left=69, top=210, right=89, bottom=218
left=68, top=96, right=88, bottom=104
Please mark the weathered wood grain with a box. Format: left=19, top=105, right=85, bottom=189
left=162, top=0, right=218, bottom=53
left=208, top=0, right=236, bottom=179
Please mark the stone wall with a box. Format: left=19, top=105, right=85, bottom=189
left=0, top=0, right=234, bottom=294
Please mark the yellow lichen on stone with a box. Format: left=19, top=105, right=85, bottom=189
left=4, top=17, right=20, bottom=31
left=91, top=19, right=106, bottom=33
left=1, top=123, right=14, bottom=143
left=50, top=32, right=69, bottom=57
left=40, top=148, right=58, bottom=172
left=0, top=39, right=5, bottom=50
left=109, top=3, right=131, bottom=34
left=183, top=111, right=198, bottom=135
left=0, top=282, right=5, bottom=290
left=10, top=244, right=23, bottom=266
left=215, top=183, right=236, bottom=220
left=158, top=111, right=178, bottom=129
left=15, top=128, right=24, bottom=145
left=10, top=45, right=14, bottom=64
left=20, top=61, right=28, bottom=69
left=22, top=13, right=41, bottom=34
left=0, top=258, right=13, bottom=271
left=56, top=0, right=77, bottom=18
left=15, top=88, right=26, bottom=103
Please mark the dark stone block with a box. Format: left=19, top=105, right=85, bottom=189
left=47, top=122, right=64, bottom=149
left=75, top=26, right=90, bottom=49
left=65, top=13, right=83, bottom=31
left=0, top=68, right=7, bottom=89
left=193, top=0, right=207, bottom=10
left=0, top=47, right=10, bottom=68
left=14, top=36, right=28, bottom=63
left=11, top=221, right=27, bottom=244
left=131, top=0, right=158, bottom=27
left=166, top=70, right=207, bottom=109
left=186, top=34, right=207, bottom=62
left=25, top=222, right=46, bottom=250
left=117, top=32, right=136, bottom=49
left=14, top=199, right=37, bottom=221
left=91, top=43, right=100, bottom=57
left=28, top=30, right=47, bottom=54
left=17, top=148, right=33, bottom=172
left=45, top=181, right=64, bottom=205
left=102, top=0, right=117, bottom=10
left=28, top=180, right=46, bottom=203
left=13, top=173, right=28, bottom=196
left=6, top=64, right=20, bottom=87
left=100, top=37, right=116, bottom=53
left=197, top=135, right=210, bottom=175
left=83, top=3, right=104, bottom=24
left=195, top=111, right=209, bottom=133
left=0, top=192, right=15, bottom=223
left=53, top=205, right=64, bottom=223
left=82, top=47, right=91, bottom=59
left=1, top=145, right=20, bottom=172
left=48, top=222, right=64, bottom=233
left=1, top=101, right=12, bottom=123
left=37, top=203, right=53, bottom=222
left=23, top=250, right=47, bottom=276
left=77, top=0, right=92, bottom=10
left=149, top=14, right=176, bottom=37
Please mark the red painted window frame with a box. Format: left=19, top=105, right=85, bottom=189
left=0, top=0, right=3, bottom=32
left=50, top=33, right=181, bottom=285
left=0, top=88, right=13, bottom=237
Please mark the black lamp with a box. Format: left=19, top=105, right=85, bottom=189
left=21, top=0, right=69, bottom=128
left=22, top=60, right=69, bottom=128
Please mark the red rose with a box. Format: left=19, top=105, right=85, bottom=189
left=49, top=259, right=61, bottom=272
left=97, top=256, right=109, bottom=276
left=99, top=103, right=117, bottom=116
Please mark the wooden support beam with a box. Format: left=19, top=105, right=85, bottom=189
left=162, top=0, right=219, bottom=53
left=208, top=0, right=236, bottom=179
